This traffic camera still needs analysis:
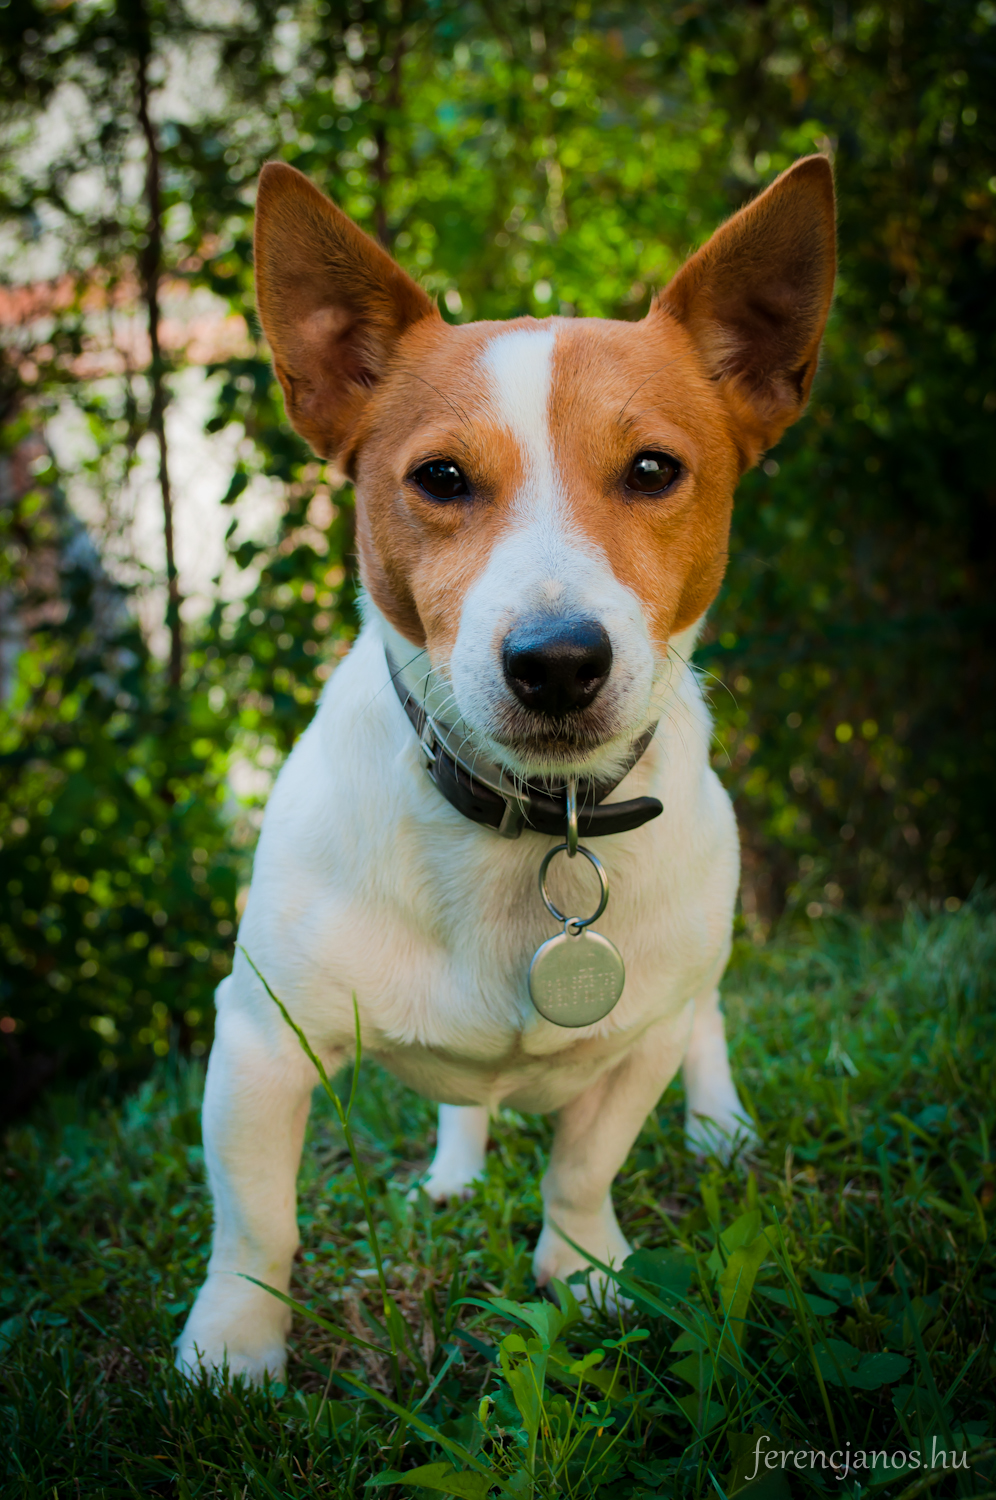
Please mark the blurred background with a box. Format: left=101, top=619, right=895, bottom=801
left=1, top=0, right=993, bottom=1112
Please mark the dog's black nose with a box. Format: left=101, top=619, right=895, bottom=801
left=501, top=618, right=613, bottom=717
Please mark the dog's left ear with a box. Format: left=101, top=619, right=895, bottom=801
left=254, top=161, right=437, bottom=464
left=657, top=154, right=836, bottom=467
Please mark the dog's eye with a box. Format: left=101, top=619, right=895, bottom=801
left=412, top=460, right=470, bottom=500
left=624, top=451, right=680, bottom=495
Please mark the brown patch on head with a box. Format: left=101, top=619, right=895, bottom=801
left=531, top=156, right=836, bottom=650
left=546, top=315, right=740, bottom=649
left=351, top=317, right=536, bottom=647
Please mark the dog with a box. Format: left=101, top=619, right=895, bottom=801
left=177, top=155, right=835, bottom=1382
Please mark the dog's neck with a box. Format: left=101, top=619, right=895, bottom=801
left=371, top=605, right=704, bottom=781
left=369, top=606, right=706, bottom=843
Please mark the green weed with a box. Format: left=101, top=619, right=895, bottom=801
left=2, top=902, right=995, bottom=1498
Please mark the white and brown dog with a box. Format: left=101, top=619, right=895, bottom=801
left=177, top=156, right=835, bottom=1382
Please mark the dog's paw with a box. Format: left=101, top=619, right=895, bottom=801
left=176, top=1273, right=290, bottom=1386
left=408, top=1163, right=481, bottom=1204
left=533, top=1209, right=631, bottom=1314
left=685, top=1108, right=759, bottom=1164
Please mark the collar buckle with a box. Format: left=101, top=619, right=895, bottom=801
left=496, top=795, right=526, bottom=839
left=418, top=720, right=437, bottom=772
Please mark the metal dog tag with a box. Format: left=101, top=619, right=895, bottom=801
left=529, top=835, right=625, bottom=1028
left=529, top=924, right=625, bottom=1027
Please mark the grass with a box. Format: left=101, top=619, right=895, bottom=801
left=2, top=901, right=996, bottom=1499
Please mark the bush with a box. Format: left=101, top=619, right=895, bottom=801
left=0, top=426, right=235, bottom=1111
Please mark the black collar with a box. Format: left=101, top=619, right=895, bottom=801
left=386, top=646, right=663, bottom=840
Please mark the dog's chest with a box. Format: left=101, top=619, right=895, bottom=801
left=242, top=626, right=738, bottom=1104
left=289, top=845, right=708, bottom=1108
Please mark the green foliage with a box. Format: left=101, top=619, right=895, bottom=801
left=692, top=0, right=996, bottom=926
left=0, top=439, right=235, bottom=1103
left=3, top=906, right=996, bottom=1495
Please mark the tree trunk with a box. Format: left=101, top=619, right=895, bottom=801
left=135, top=29, right=182, bottom=688
left=369, top=0, right=408, bottom=251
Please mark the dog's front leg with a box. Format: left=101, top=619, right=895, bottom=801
left=682, top=987, right=757, bottom=1161
left=533, top=1014, right=692, bottom=1300
left=176, top=998, right=327, bottom=1383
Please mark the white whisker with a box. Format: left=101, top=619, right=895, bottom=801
left=360, top=646, right=430, bottom=721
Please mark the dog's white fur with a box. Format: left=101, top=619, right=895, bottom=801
left=176, top=330, right=755, bottom=1384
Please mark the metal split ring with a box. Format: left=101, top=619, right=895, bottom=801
left=565, top=775, right=578, bottom=858
left=538, top=842, right=609, bottom=931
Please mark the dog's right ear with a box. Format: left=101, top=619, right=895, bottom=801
left=254, top=162, right=437, bottom=463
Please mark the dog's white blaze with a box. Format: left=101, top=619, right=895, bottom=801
left=448, top=323, right=660, bottom=778
left=480, top=327, right=559, bottom=521
left=479, top=324, right=587, bottom=577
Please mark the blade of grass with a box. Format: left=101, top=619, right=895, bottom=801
left=333, top=1369, right=495, bottom=1478
left=877, top=1146, right=957, bottom=1463
left=768, top=1208, right=840, bottom=1446
left=236, top=1275, right=391, bottom=1358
